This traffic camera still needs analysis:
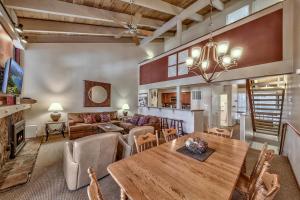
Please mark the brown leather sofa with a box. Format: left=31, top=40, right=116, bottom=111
left=67, top=111, right=119, bottom=140
left=119, top=114, right=160, bottom=133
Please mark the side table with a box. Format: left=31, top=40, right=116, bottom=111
left=45, top=121, right=66, bottom=141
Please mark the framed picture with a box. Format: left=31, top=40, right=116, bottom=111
left=138, top=93, right=148, bottom=107
left=84, top=80, right=111, bottom=107
left=149, top=89, right=158, bottom=107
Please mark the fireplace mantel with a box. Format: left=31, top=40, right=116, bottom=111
left=0, top=104, right=31, bottom=119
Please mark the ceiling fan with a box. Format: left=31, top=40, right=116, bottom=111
left=113, top=0, right=153, bottom=45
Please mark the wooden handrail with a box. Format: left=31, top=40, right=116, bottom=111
left=246, top=79, right=256, bottom=131
left=279, top=122, right=300, bottom=155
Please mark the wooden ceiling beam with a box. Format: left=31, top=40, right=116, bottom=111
left=120, top=0, right=203, bottom=22
left=140, top=0, right=213, bottom=46
left=19, top=18, right=174, bottom=37
left=4, top=0, right=165, bottom=29
left=24, top=33, right=164, bottom=43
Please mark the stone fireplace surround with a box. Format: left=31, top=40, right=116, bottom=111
left=0, top=111, right=23, bottom=169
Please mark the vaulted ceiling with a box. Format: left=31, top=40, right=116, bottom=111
left=3, top=0, right=233, bottom=44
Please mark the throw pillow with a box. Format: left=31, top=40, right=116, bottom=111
left=110, top=112, right=118, bottom=120
left=95, top=113, right=102, bottom=122
left=83, top=115, right=94, bottom=124
left=100, top=113, right=111, bottom=122
left=131, top=114, right=140, bottom=125
left=90, top=114, right=97, bottom=123
left=138, top=116, right=150, bottom=126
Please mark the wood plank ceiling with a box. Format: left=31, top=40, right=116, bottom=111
left=5, top=0, right=232, bottom=43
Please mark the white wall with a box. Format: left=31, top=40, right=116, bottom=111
left=22, top=43, right=163, bottom=137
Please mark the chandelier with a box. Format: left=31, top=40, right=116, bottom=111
left=186, top=0, right=243, bottom=83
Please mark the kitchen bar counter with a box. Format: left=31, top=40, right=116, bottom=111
left=138, top=106, right=204, bottom=133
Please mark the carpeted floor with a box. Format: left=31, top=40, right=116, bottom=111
left=0, top=134, right=299, bottom=200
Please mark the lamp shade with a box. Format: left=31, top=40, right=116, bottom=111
left=122, top=104, right=130, bottom=110
left=48, top=103, right=64, bottom=111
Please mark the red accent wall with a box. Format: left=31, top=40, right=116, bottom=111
left=140, top=9, right=283, bottom=85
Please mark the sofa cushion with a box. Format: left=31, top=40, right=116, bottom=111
left=138, top=116, right=150, bottom=126
left=95, top=114, right=102, bottom=122
left=131, top=114, right=140, bottom=125
left=100, top=113, right=111, bottom=122
left=119, top=122, right=135, bottom=131
left=69, top=114, right=84, bottom=123
left=149, top=116, right=159, bottom=124
left=69, top=124, right=97, bottom=132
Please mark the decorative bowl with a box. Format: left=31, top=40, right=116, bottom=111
left=185, top=137, right=208, bottom=154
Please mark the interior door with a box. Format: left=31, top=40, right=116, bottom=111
left=220, top=94, right=228, bottom=127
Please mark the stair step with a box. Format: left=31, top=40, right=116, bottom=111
left=255, top=120, right=279, bottom=125
left=254, top=111, right=281, bottom=115
left=256, top=125, right=279, bottom=130
left=255, top=115, right=281, bottom=119
left=254, top=107, right=281, bottom=111
left=252, top=99, right=282, bottom=101
left=252, top=88, right=284, bottom=91
left=255, top=130, right=279, bottom=136
left=252, top=103, right=281, bottom=106
left=252, top=93, right=282, bottom=96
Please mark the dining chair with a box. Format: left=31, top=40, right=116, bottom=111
left=87, top=167, right=104, bottom=200
left=162, top=128, right=178, bottom=142
left=236, top=144, right=275, bottom=195
left=251, top=172, right=280, bottom=200
left=134, top=132, right=159, bottom=153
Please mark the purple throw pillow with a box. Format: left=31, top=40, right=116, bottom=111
left=138, top=116, right=150, bottom=126
left=100, top=113, right=111, bottom=122
left=131, top=115, right=140, bottom=125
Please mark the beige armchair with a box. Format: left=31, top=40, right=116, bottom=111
left=63, top=132, right=119, bottom=190
left=118, top=126, right=154, bottom=158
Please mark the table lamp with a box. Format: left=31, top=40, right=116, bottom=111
left=48, top=103, right=63, bottom=121
left=122, top=104, right=130, bottom=116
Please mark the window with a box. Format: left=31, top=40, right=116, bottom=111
left=168, top=54, right=177, bottom=77
left=226, top=5, right=250, bottom=25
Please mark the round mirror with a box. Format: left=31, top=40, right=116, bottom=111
left=88, top=86, right=108, bottom=103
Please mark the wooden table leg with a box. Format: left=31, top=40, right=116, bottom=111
left=120, top=189, right=128, bottom=200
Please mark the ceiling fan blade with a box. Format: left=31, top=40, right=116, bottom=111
left=112, top=17, right=128, bottom=29
left=132, top=35, right=140, bottom=45
left=137, top=29, right=153, bottom=36
left=115, top=30, right=129, bottom=39
left=133, top=12, right=142, bottom=25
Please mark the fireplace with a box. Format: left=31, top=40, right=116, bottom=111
left=10, top=120, right=26, bottom=158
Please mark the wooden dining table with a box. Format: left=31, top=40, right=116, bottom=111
left=108, top=132, right=249, bottom=200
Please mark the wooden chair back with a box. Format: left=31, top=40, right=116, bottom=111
left=87, top=167, right=104, bottom=200
left=251, top=170, right=280, bottom=200
left=208, top=127, right=233, bottom=138
left=248, top=149, right=275, bottom=198
left=134, top=132, right=159, bottom=153
left=162, top=128, right=178, bottom=142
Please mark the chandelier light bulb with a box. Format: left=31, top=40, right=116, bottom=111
left=222, top=55, right=232, bottom=66
left=201, top=60, right=209, bottom=71
left=191, top=47, right=202, bottom=58
left=186, top=57, right=194, bottom=67
left=231, top=47, right=243, bottom=59
left=217, top=41, right=229, bottom=55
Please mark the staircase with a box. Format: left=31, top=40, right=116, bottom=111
left=246, top=76, right=286, bottom=137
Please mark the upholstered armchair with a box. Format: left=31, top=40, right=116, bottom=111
left=63, top=132, right=119, bottom=190
left=118, top=126, right=154, bottom=158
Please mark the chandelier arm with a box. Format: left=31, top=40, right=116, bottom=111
left=206, top=63, right=219, bottom=82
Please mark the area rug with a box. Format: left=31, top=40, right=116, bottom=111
left=0, top=137, right=42, bottom=192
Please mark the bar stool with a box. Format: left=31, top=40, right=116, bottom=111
left=170, top=119, right=184, bottom=136
left=160, top=117, right=169, bottom=131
